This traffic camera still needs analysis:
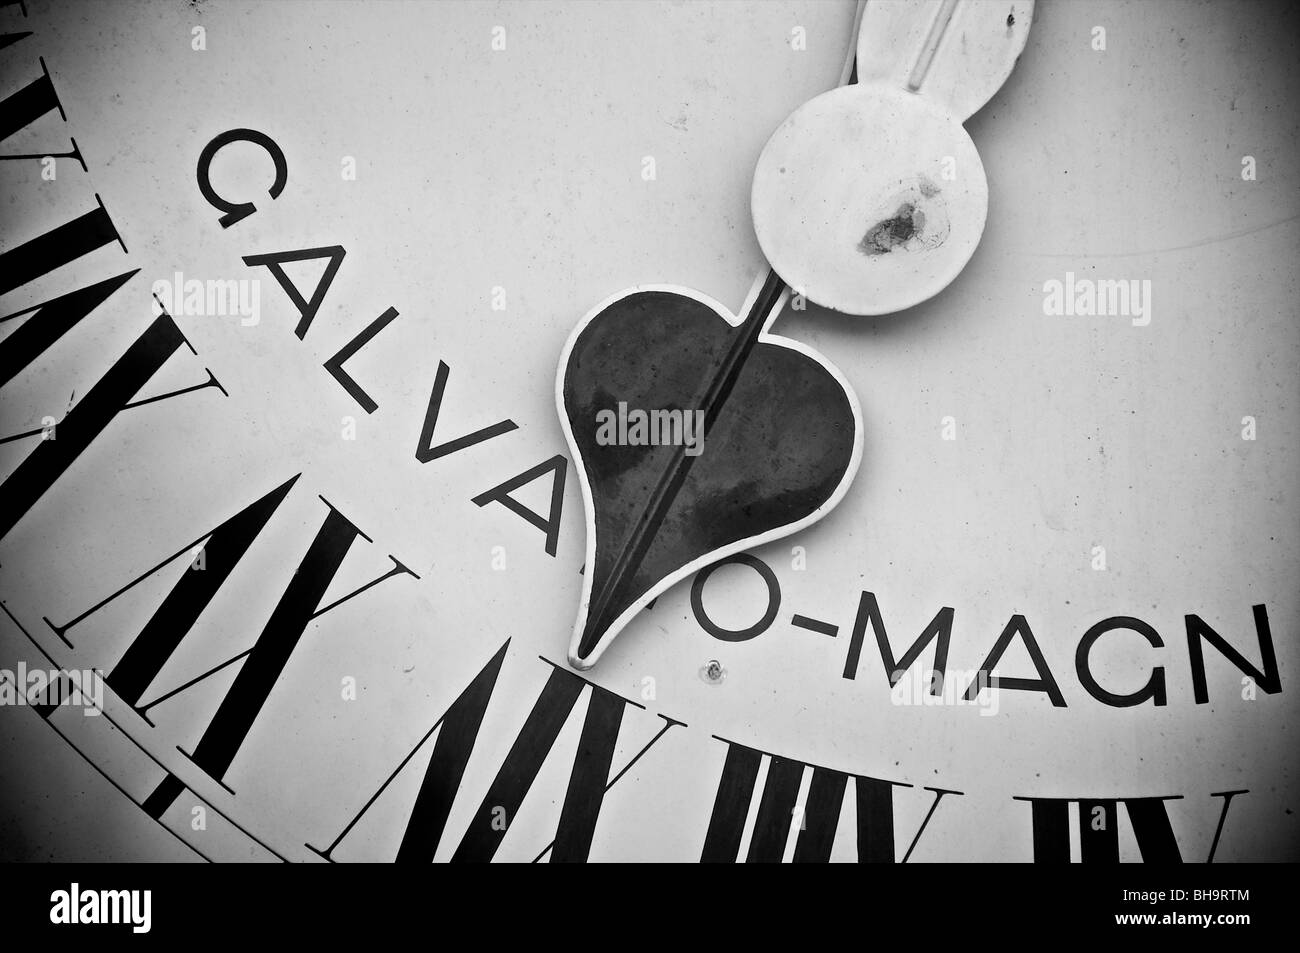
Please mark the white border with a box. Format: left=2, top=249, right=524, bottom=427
left=556, top=274, right=865, bottom=670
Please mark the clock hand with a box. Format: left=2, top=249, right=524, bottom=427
left=559, top=3, right=868, bottom=670
left=752, top=0, right=1036, bottom=314
left=907, top=0, right=959, bottom=91
left=559, top=0, right=1034, bottom=670
left=572, top=269, right=788, bottom=664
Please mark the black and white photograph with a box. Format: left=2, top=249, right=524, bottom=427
left=0, top=0, right=1295, bottom=932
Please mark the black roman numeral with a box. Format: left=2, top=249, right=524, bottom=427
left=0, top=38, right=85, bottom=168
left=310, top=646, right=682, bottom=862
left=0, top=312, right=227, bottom=540
left=701, top=738, right=961, bottom=862
left=0, top=200, right=123, bottom=297
left=34, top=476, right=417, bottom=818
left=0, top=198, right=225, bottom=541
left=1017, top=791, right=1247, bottom=862
left=0, top=270, right=136, bottom=388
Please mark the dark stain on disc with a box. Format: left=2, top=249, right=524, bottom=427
left=858, top=202, right=925, bottom=256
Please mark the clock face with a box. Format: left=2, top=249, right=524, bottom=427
left=1, top=0, right=1296, bottom=864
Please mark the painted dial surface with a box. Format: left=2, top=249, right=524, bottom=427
left=1, top=0, right=1297, bottom=863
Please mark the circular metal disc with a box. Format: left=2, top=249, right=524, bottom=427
left=751, top=84, right=988, bottom=316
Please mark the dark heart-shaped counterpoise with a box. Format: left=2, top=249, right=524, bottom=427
left=557, top=271, right=862, bottom=669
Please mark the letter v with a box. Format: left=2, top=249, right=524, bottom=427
left=414, top=360, right=517, bottom=462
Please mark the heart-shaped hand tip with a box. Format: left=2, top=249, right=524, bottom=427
left=557, top=283, right=862, bottom=669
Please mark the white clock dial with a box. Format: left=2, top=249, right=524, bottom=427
left=0, top=0, right=1295, bottom=865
